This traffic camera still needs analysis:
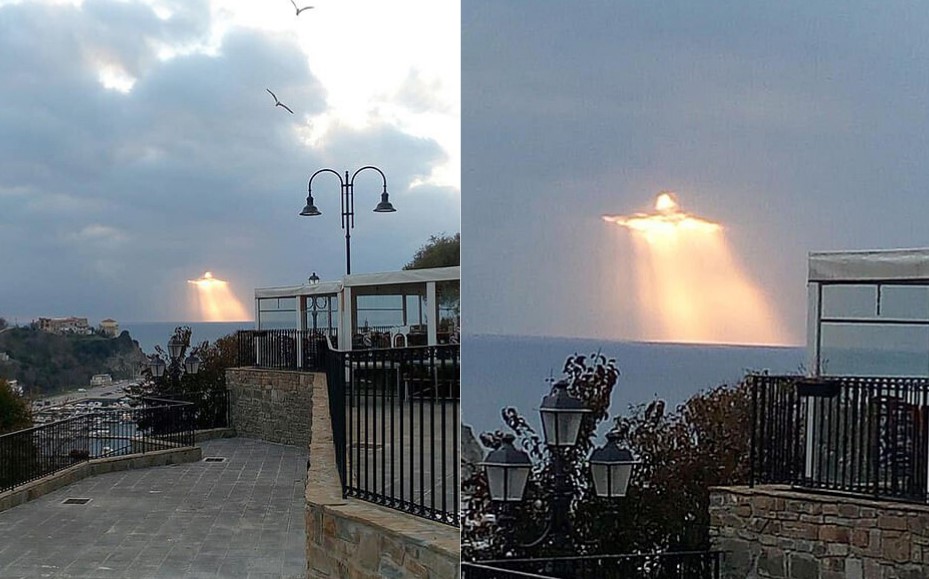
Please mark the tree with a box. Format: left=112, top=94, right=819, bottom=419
left=404, top=232, right=460, bottom=270
left=462, top=352, right=620, bottom=559
left=461, top=353, right=754, bottom=561
left=129, top=327, right=237, bottom=430
left=0, top=378, right=31, bottom=434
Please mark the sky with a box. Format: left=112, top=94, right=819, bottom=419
left=0, top=0, right=460, bottom=324
left=462, top=0, right=929, bottom=346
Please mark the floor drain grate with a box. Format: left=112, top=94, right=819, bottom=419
left=62, top=498, right=92, bottom=505
left=203, top=457, right=227, bottom=463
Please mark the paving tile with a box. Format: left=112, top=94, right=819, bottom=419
left=0, top=439, right=308, bottom=579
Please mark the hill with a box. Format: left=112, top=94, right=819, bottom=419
left=0, top=328, right=147, bottom=396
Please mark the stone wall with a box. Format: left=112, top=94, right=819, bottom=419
left=226, top=368, right=314, bottom=447
left=710, top=485, right=929, bottom=579
left=305, top=370, right=460, bottom=578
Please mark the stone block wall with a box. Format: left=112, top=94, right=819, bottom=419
left=710, top=485, right=929, bottom=579
left=226, top=368, right=314, bottom=447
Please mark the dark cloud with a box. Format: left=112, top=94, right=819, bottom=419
left=0, top=0, right=458, bottom=322
left=464, top=0, right=929, bottom=342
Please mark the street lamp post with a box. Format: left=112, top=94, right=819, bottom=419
left=300, top=166, right=396, bottom=275
left=149, top=335, right=200, bottom=390
left=481, top=379, right=640, bottom=554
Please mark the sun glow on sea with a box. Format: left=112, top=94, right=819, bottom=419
left=187, top=271, right=250, bottom=322
left=603, top=192, right=791, bottom=346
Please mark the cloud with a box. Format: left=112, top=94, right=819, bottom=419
left=0, top=0, right=459, bottom=322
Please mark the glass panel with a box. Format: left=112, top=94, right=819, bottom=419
left=305, top=296, right=338, bottom=333
left=819, top=323, right=929, bottom=376
left=257, top=310, right=298, bottom=329
left=821, top=285, right=877, bottom=319
left=258, top=297, right=297, bottom=312
left=437, top=281, right=460, bottom=335
left=508, top=467, right=530, bottom=501
left=880, top=286, right=929, bottom=320
left=611, top=464, right=633, bottom=497
left=356, top=295, right=405, bottom=329
left=591, top=463, right=609, bottom=497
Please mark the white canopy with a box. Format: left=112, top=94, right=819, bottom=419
left=255, top=280, right=342, bottom=299
left=254, top=266, right=460, bottom=298
left=809, top=248, right=929, bottom=282
left=343, top=266, right=459, bottom=288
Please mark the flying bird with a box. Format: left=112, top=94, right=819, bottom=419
left=289, top=0, right=314, bottom=15
left=266, top=88, right=294, bottom=114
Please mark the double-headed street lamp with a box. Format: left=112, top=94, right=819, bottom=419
left=300, top=166, right=396, bottom=275
left=149, top=335, right=201, bottom=389
left=482, top=380, right=640, bottom=551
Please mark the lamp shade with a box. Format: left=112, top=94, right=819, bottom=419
left=300, top=194, right=321, bottom=216
left=184, top=354, right=201, bottom=375
left=168, top=336, right=184, bottom=360
left=308, top=272, right=320, bottom=285
left=539, top=380, right=591, bottom=447
left=149, top=355, right=166, bottom=379
left=481, top=434, right=532, bottom=502
left=373, top=191, right=396, bottom=213
left=590, top=431, right=639, bottom=498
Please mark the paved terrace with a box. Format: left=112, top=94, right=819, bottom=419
left=0, top=438, right=307, bottom=579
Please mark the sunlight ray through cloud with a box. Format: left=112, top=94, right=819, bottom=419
left=604, top=192, right=791, bottom=346
left=187, top=271, right=250, bottom=322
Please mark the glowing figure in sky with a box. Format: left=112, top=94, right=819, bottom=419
left=187, top=271, right=250, bottom=322
left=603, top=192, right=791, bottom=346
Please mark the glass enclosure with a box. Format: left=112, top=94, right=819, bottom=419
left=816, top=282, right=929, bottom=377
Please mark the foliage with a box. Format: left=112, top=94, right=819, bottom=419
left=0, top=317, right=7, bottom=330
left=462, top=353, right=754, bottom=561
left=129, top=327, right=236, bottom=430
left=575, top=380, right=752, bottom=554
left=462, top=352, right=620, bottom=559
left=0, top=378, right=31, bottom=434
left=0, top=327, right=145, bottom=395
left=404, top=232, right=460, bottom=270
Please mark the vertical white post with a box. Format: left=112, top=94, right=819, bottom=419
left=296, top=296, right=306, bottom=369
left=806, top=282, right=821, bottom=377
left=804, top=281, right=821, bottom=479
left=427, top=281, right=437, bottom=346
left=343, top=287, right=354, bottom=351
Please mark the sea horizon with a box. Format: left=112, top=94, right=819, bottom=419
left=461, top=333, right=807, bottom=441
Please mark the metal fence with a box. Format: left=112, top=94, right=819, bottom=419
left=750, top=375, right=929, bottom=502
left=157, top=389, right=231, bottom=430
left=0, top=398, right=195, bottom=493
left=324, top=343, right=460, bottom=526
left=235, top=329, right=335, bottom=371
left=463, top=551, right=723, bottom=579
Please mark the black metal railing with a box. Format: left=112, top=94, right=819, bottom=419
left=0, top=398, right=195, bottom=493
left=157, top=389, right=231, bottom=430
left=463, top=551, right=723, bottom=579
left=750, top=375, right=929, bottom=502
left=324, top=343, right=460, bottom=526
left=236, top=329, right=336, bottom=371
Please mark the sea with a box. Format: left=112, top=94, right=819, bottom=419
left=461, top=334, right=806, bottom=440
left=120, top=321, right=253, bottom=354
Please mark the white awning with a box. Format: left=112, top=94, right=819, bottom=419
left=343, top=266, right=460, bottom=288
left=809, top=248, right=929, bottom=282
left=255, top=280, right=342, bottom=299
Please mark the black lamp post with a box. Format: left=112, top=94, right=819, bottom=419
left=149, top=335, right=200, bottom=390
left=300, top=166, right=396, bottom=275
left=482, top=379, right=639, bottom=553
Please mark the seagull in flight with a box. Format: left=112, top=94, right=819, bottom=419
left=266, top=89, right=294, bottom=114
left=289, top=0, right=314, bottom=15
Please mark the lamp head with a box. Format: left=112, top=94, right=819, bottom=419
left=300, top=193, right=321, bottom=216
left=373, top=191, right=396, bottom=213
